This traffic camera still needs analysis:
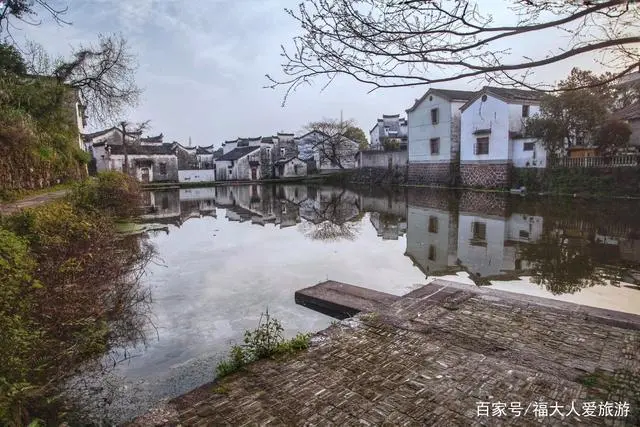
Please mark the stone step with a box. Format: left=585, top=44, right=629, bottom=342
left=294, top=280, right=399, bottom=319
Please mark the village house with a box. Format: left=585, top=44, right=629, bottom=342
left=84, top=128, right=178, bottom=182
left=101, top=143, right=178, bottom=183
left=459, top=87, right=545, bottom=188
left=369, top=114, right=408, bottom=150
left=405, top=88, right=476, bottom=185
left=215, top=140, right=263, bottom=181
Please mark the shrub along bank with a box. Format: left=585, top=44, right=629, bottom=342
left=512, top=167, right=640, bottom=198
left=0, top=172, right=152, bottom=426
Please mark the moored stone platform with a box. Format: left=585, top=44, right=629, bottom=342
left=131, top=280, right=640, bottom=426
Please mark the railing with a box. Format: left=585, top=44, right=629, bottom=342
left=549, top=154, right=640, bottom=168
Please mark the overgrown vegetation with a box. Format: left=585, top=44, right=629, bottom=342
left=0, top=172, right=152, bottom=426
left=0, top=43, right=88, bottom=192
left=525, top=68, right=639, bottom=157
left=512, top=167, right=640, bottom=198
left=215, top=310, right=311, bottom=379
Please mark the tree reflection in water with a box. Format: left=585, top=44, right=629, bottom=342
left=299, top=188, right=363, bottom=241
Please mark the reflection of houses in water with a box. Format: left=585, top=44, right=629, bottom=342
left=405, top=205, right=459, bottom=276
left=369, top=212, right=407, bottom=240
left=456, top=212, right=543, bottom=278
left=140, top=189, right=217, bottom=227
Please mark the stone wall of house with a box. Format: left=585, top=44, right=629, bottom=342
left=347, top=166, right=407, bottom=186
left=406, top=187, right=456, bottom=211
left=459, top=190, right=508, bottom=217
left=459, top=162, right=511, bottom=188
left=407, top=162, right=453, bottom=185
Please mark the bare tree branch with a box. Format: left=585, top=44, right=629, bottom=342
left=0, top=0, right=70, bottom=34
left=55, top=34, right=141, bottom=127
left=267, top=0, right=640, bottom=104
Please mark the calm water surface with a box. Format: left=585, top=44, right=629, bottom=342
left=84, top=184, right=640, bottom=423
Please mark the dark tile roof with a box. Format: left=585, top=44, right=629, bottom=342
left=407, top=88, right=477, bottom=112
left=261, top=137, right=277, bottom=144
left=196, top=147, right=212, bottom=155
left=613, top=102, right=640, bottom=120
left=82, top=127, right=119, bottom=141
left=460, top=86, right=543, bottom=112
left=141, top=133, right=164, bottom=143
left=217, top=146, right=260, bottom=161
left=212, top=148, right=224, bottom=159
left=108, top=143, right=175, bottom=156
left=484, top=87, right=544, bottom=102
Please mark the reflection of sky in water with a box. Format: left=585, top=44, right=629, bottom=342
left=91, top=210, right=426, bottom=423
left=83, top=186, right=640, bottom=423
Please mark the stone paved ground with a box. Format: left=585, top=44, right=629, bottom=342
left=135, top=281, right=640, bottom=426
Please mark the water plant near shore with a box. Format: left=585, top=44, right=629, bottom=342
left=216, top=310, right=311, bottom=379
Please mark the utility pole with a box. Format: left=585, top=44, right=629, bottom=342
left=120, top=121, right=129, bottom=175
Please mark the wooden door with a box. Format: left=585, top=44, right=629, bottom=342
left=251, top=167, right=257, bottom=180
left=141, top=168, right=150, bottom=183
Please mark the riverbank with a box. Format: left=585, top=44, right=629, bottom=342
left=132, top=279, right=640, bottom=426
left=0, top=172, right=153, bottom=426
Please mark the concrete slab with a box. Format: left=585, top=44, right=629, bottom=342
left=294, top=280, right=400, bottom=319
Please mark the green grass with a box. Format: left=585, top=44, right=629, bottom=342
left=215, top=311, right=312, bottom=379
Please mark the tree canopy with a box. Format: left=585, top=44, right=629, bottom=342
left=304, top=118, right=361, bottom=168
left=344, top=126, right=368, bottom=150
left=268, top=0, right=640, bottom=103
left=526, top=68, right=636, bottom=155
left=0, top=42, right=26, bottom=75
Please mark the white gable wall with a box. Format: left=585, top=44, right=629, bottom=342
left=460, top=95, right=510, bottom=162
left=508, top=103, right=540, bottom=133
left=408, top=93, right=455, bottom=163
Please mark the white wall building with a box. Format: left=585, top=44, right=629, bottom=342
left=369, top=114, right=408, bottom=149
left=406, top=88, right=475, bottom=185
left=459, top=87, right=545, bottom=188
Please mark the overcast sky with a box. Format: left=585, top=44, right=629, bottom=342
left=17, top=0, right=608, bottom=146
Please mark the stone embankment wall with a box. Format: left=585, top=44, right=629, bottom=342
left=459, top=162, right=511, bottom=188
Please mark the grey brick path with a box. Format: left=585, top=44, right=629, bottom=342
left=135, top=282, right=640, bottom=426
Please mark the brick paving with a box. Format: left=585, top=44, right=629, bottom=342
left=135, top=281, right=640, bottom=426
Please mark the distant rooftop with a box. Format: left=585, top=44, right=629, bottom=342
left=217, top=145, right=261, bottom=161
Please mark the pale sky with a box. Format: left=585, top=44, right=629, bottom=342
left=15, top=0, right=610, bottom=146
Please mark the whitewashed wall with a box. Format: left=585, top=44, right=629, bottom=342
left=511, top=138, right=547, bottom=168
left=179, top=169, right=216, bottom=183
left=408, top=94, right=453, bottom=163
left=359, top=150, right=408, bottom=168
left=406, top=206, right=456, bottom=275
left=506, top=214, right=544, bottom=243
left=456, top=214, right=507, bottom=277
left=507, top=103, right=540, bottom=133
left=369, top=122, right=381, bottom=147
left=460, top=95, right=510, bottom=162
left=179, top=187, right=216, bottom=201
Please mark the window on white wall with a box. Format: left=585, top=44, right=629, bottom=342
left=430, top=138, right=440, bottom=155
left=430, top=108, right=439, bottom=125
left=474, top=137, right=489, bottom=155
left=522, top=105, right=530, bottom=118
left=523, top=142, right=535, bottom=151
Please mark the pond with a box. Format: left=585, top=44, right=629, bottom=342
left=82, top=184, right=640, bottom=423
